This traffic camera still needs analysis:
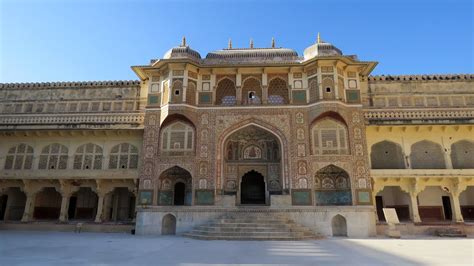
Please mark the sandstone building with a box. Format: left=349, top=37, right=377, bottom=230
left=0, top=37, right=473, bottom=237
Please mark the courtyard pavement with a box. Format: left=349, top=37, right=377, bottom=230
left=0, top=231, right=472, bottom=265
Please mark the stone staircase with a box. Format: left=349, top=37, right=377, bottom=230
left=183, top=213, right=321, bottom=240
left=434, top=227, right=467, bottom=237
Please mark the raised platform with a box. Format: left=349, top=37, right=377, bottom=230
left=376, top=222, right=474, bottom=237
left=136, top=205, right=376, bottom=238
left=0, top=222, right=134, bottom=233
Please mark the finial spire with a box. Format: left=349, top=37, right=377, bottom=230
left=228, top=38, right=232, bottom=49
left=317, top=33, right=321, bottom=44
left=250, top=38, right=254, bottom=48
left=181, top=36, right=186, bottom=47
left=271, top=37, right=275, bottom=48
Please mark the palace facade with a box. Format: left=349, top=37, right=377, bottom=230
left=0, top=37, right=473, bottom=237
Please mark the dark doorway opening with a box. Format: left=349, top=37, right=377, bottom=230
left=174, top=182, right=185, bottom=205
left=375, top=196, right=385, bottom=222
left=68, top=196, right=77, bottom=220
left=442, top=196, right=452, bottom=221
left=241, top=170, right=266, bottom=204
left=0, top=195, right=8, bottom=220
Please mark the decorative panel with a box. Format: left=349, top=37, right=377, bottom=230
left=195, top=190, right=214, bottom=205
left=138, top=190, right=153, bottom=205
left=199, top=92, right=212, bottom=104
left=292, top=190, right=312, bottom=205
left=346, top=90, right=360, bottom=103
left=158, top=191, right=173, bottom=205
left=292, top=90, right=306, bottom=104
left=315, top=191, right=352, bottom=206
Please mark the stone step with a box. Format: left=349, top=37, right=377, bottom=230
left=183, top=233, right=317, bottom=241
left=196, top=226, right=304, bottom=233
left=206, top=222, right=290, bottom=228
left=215, top=218, right=292, bottom=223
left=188, top=230, right=308, bottom=237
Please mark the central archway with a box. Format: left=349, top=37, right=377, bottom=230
left=241, top=170, right=266, bottom=204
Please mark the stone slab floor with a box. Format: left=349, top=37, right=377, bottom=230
left=0, top=231, right=472, bottom=266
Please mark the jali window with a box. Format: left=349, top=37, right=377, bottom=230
left=73, top=143, right=103, bottom=170
left=161, top=122, right=194, bottom=151
left=109, top=143, right=139, bottom=169
left=311, top=118, right=349, bottom=155
left=39, top=143, right=68, bottom=170
left=4, top=144, right=34, bottom=170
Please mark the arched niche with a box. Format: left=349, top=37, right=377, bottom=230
left=158, top=166, right=192, bottom=206
left=314, top=165, right=352, bottom=206
left=371, top=140, right=405, bottom=169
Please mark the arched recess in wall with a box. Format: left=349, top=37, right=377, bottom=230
left=109, top=143, right=139, bottom=169
left=410, top=140, right=446, bottom=169
left=215, top=78, right=237, bottom=106
left=370, top=140, right=405, bottom=169
left=160, top=114, right=196, bottom=156
left=331, top=214, right=348, bottom=236
left=310, top=112, right=349, bottom=155
left=161, top=213, right=177, bottom=235
left=241, top=77, right=262, bottom=105
left=314, top=164, right=352, bottom=206
left=451, top=140, right=474, bottom=169
left=170, top=80, right=183, bottom=103
left=267, top=77, right=289, bottom=104
left=157, top=166, right=192, bottom=206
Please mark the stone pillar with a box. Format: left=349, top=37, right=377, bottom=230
left=451, top=192, right=464, bottom=223
left=59, top=193, right=71, bottom=223
left=112, top=192, right=119, bottom=221
left=21, top=192, right=37, bottom=222
left=262, top=85, right=268, bottom=104
left=236, top=86, right=242, bottom=105
left=409, top=192, right=421, bottom=223
left=95, top=192, right=105, bottom=223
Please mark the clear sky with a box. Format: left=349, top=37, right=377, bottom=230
left=0, top=0, right=472, bottom=82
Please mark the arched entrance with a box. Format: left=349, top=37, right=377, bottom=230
left=241, top=170, right=266, bottom=204
left=162, top=213, right=176, bottom=235
left=173, top=182, right=185, bottom=205
left=222, top=124, right=282, bottom=203
left=331, top=214, right=347, bottom=237
left=158, top=166, right=192, bottom=206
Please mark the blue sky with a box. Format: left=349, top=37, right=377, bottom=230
left=0, top=0, right=472, bottom=82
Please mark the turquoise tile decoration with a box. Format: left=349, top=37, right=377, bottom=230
left=158, top=191, right=173, bottom=205
left=195, top=190, right=214, bottom=205
left=139, top=190, right=153, bottom=205
left=315, top=190, right=352, bottom=205
left=292, top=190, right=311, bottom=205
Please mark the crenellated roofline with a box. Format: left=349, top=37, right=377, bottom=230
left=0, top=80, right=141, bottom=89
left=368, top=74, right=474, bottom=82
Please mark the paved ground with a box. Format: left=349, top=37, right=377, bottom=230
left=0, top=231, right=472, bottom=265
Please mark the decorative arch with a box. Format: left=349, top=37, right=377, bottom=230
left=267, top=77, right=289, bottom=104
left=241, top=77, right=262, bottom=105
left=4, top=143, right=34, bottom=170
left=310, top=113, right=349, bottom=155
left=370, top=140, right=405, bottom=169
left=215, top=78, right=236, bottom=106
left=157, top=166, right=192, bottom=206
left=217, top=118, right=289, bottom=190
left=38, top=143, right=68, bottom=170
left=314, top=165, right=352, bottom=206
left=410, top=140, right=446, bottom=169
left=451, top=140, right=474, bottom=169
left=73, top=143, right=103, bottom=170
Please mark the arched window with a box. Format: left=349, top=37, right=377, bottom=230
left=215, top=78, right=236, bottom=106
left=73, top=143, right=103, bottom=170
left=371, top=141, right=405, bottom=169
left=38, top=143, right=68, bottom=170
left=314, top=165, right=352, bottom=206
left=109, top=143, right=139, bottom=169
left=311, top=118, right=349, bottom=155
left=451, top=140, right=474, bottom=169
left=242, top=78, right=262, bottom=105
left=410, top=140, right=446, bottom=169
left=161, top=122, right=194, bottom=152
left=4, top=144, right=34, bottom=170
left=268, top=78, right=289, bottom=104
left=171, top=80, right=183, bottom=103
